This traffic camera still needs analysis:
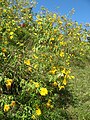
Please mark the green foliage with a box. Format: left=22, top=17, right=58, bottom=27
left=0, top=0, right=90, bottom=119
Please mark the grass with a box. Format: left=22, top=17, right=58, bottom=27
left=67, top=60, right=90, bottom=120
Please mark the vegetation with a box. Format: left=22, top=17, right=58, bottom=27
left=0, top=0, right=90, bottom=119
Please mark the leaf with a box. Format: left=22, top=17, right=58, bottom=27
left=0, top=76, right=2, bottom=82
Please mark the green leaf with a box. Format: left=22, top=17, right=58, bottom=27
left=0, top=76, right=2, bottom=82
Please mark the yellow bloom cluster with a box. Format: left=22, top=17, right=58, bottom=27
left=4, top=101, right=16, bottom=112
left=61, top=68, right=71, bottom=75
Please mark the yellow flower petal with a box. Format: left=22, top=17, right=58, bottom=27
left=58, top=85, right=65, bottom=90
left=63, top=79, right=67, bottom=85
left=6, top=79, right=13, bottom=84
left=31, top=115, right=36, bottom=119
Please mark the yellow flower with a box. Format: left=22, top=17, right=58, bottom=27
left=29, top=80, right=33, bottom=83
left=33, top=54, right=38, bottom=59
left=66, top=61, right=70, bottom=65
left=3, top=9, right=6, bottom=13
left=28, top=67, right=32, bottom=72
left=54, top=29, right=58, bottom=33
left=69, top=75, right=75, bottom=79
left=10, top=35, right=13, bottom=39
left=2, top=48, right=7, bottom=53
left=49, top=67, right=57, bottom=75
left=36, top=108, right=41, bottom=116
left=39, top=26, right=42, bottom=29
left=40, top=87, right=48, bottom=96
left=48, top=99, right=52, bottom=103
left=46, top=99, right=52, bottom=107
left=6, top=82, right=12, bottom=90
left=37, top=21, right=42, bottom=25
left=14, top=28, right=17, bottom=31
left=24, top=59, right=30, bottom=65
left=4, top=41, right=8, bottom=44
left=58, top=34, right=63, bottom=40
left=6, top=79, right=13, bottom=90
left=4, top=104, right=10, bottom=112
left=61, top=68, right=66, bottom=74
left=50, top=37, right=54, bottom=41
left=10, top=101, right=16, bottom=107
left=9, top=32, right=14, bottom=39
left=33, top=82, right=40, bottom=88
left=52, top=81, right=58, bottom=87
left=53, top=14, right=57, bottom=19
left=58, top=85, right=65, bottom=90
left=31, top=115, right=36, bottom=119
left=6, top=79, right=13, bottom=84
left=34, top=64, right=38, bottom=69
left=10, top=32, right=14, bottom=35
left=71, top=76, right=75, bottom=79
left=46, top=102, right=51, bottom=108
left=60, top=51, right=64, bottom=57
left=58, top=20, right=63, bottom=24
left=50, top=105, right=54, bottom=108
left=60, top=41, right=66, bottom=46
left=63, top=79, right=67, bottom=85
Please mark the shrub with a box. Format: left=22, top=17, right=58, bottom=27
left=0, top=0, right=89, bottom=119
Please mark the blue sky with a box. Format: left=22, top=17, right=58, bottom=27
left=33, top=0, right=90, bottom=24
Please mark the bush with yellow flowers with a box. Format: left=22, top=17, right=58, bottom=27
left=0, top=0, right=90, bottom=120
